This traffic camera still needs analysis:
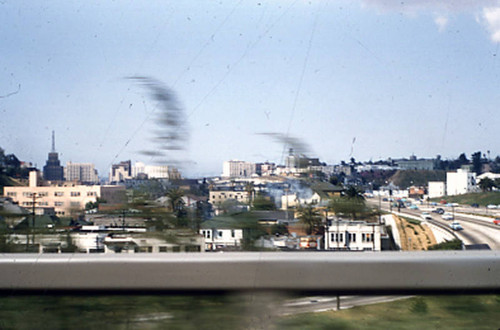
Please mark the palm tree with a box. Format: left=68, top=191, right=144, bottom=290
left=344, top=186, right=365, bottom=200
left=244, top=181, right=255, bottom=206
left=297, top=204, right=322, bottom=235
left=166, top=188, right=185, bottom=215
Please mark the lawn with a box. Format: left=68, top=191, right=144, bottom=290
left=433, top=191, right=500, bottom=206
left=277, top=295, right=500, bottom=330
left=0, top=294, right=498, bottom=329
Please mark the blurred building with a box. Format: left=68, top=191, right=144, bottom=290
left=222, top=160, right=256, bottom=178
left=4, top=171, right=125, bottom=216
left=109, top=160, right=132, bottom=183
left=132, top=161, right=181, bottom=180
left=65, top=162, right=99, bottom=184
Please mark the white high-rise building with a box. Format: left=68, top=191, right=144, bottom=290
left=65, top=162, right=99, bottom=184
left=222, top=160, right=256, bottom=178
left=132, top=162, right=181, bottom=180
left=446, top=168, right=477, bottom=196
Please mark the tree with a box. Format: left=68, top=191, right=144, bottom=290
left=244, top=182, right=255, bottom=206
left=297, top=204, right=322, bottom=235
left=471, top=151, right=482, bottom=174
left=478, top=177, right=495, bottom=192
left=344, top=186, right=365, bottom=200
left=166, top=188, right=185, bottom=217
left=252, top=193, right=276, bottom=210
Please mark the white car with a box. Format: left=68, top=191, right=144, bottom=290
left=450, top=222, right=463, bottom=231
left=487, top=204, right=497, bottom=209
left=420, top=212, right=432, bottom=220
left=442, top=213, right=454, bottom=220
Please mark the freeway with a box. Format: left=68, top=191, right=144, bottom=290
left=373, top=200, right=500, bottom=250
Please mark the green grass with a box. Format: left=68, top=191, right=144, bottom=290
left=432, top=191, right=500, bottom=206
left=277, top=295, right=500, bottom=330
left=0, top=295, right=498, bottom=329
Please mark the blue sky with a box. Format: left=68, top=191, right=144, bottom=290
left=1, top=0, right=500, bottom=178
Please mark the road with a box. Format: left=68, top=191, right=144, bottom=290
left=279, top=295, right=413, bottom=315
left=371, top=200, right=500, bottom=250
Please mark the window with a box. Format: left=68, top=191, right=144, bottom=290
left=7, top=192, right=16, bottom=197
left=218, top=231, right=223, bottom=238
left=70, top=192, right=81, bottom=197
left=54, top=192, right=64, bottom=197
left=231, top=230, right=235, bottom=238
left=22, top=192, right=33, bottom=197
left=54, top=202, right=64, bottom=206
left=87, top=192, right=96, bottom=196
left=159, top=246, right=167, bottom=252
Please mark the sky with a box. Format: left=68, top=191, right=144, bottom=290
left=1, top=0, right=500, bottom=178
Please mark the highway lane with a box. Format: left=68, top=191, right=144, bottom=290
left=279, top=295, right=413, bottom=315
left=370, top=200, right=499, bottom=249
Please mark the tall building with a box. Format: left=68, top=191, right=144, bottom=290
left=222, top=160, right=256, bottom=178
left=109, top=160, right=132, bottom=183
left=65, top=162, right=99, bottom=184
left=132, top=162, right=181, bottom=180
left=43, top=131, right=64, bottom=181
left=446, top=168, right=477, bottom=196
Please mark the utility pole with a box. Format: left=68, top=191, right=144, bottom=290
left=30, top=193, right=39, bottom=252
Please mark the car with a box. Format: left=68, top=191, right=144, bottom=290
left=470, top=203, right=479, bottom=208
left=432, top=208, right=445, bottom=214
left=493, top=218, right=500, bottom=225
left=487, top=204, right=497, bottom=209
left=420, top=212, right=432, bottom=220
left=409, top=204, right=419, bottom=210
left=442, top=213, right=454, bottom=220
left=450, top=222, right=463, bottom=231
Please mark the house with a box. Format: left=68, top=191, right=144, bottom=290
left=324, top=220, right=382, bottom=251
left=199, top=217, right=244, bottom=251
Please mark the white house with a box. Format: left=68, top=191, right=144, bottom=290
left=200, top=228, right=244, bottom=251
left=428, top=181, right=446, bottom=199
left=324, top=220, right=381, bottom=251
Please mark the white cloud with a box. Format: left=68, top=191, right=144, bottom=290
left=434, top=15, right=449, bottom=32
left=481, top=7, right=500, bottom=42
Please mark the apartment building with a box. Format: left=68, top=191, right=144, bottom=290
left=65, top=162, right=99, bottom=184
left=446, top=168, right=478, bottom=196
left=222, top=160, right=257, bottom=178
left=4, top=171, right=125, bottom=216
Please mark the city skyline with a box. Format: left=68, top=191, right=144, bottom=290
left=2, top=1, right=500, bottom=177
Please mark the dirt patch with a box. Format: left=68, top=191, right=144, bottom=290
left=393, top=215, right=437, bottom=250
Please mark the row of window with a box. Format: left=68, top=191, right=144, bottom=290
left=330, top=232, right=374, bottom=243
left=8, top=191, right=97, bottom=197
left=201, top=230, right=236, bottom=239
left=21, top=201, right=81, bottom=207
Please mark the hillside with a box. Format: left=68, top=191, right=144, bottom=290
left=389, top=170, right=446, bottom=189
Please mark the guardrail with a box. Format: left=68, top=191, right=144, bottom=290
left=0, top=251, right=498, bottom=294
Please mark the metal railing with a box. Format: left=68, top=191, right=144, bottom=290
left=0, top=251, right=498, bottom=294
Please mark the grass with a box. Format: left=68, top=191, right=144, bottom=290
left=433, top=191, right=500, bottom=206
left=277, top=295, right=500, bottom=330
left=0, top=295, right=498, bottom=329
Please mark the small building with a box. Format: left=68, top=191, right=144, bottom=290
left=428, top=181, right=446, bottom=198
left=324, top=220, right=382, bottom=251
left=200, top=217, right=244, bottom=251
